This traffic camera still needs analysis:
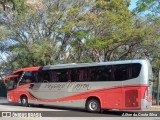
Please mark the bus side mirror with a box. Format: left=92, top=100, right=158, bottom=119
left=152, top=80, right=155, bottom=82
left=149, top=79, right=155, bottom=82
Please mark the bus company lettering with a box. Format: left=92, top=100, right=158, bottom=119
left=67, top=82, right=90, bottom=90
left=44, top=82, right=90, bottom=91
left=44, top=83, right=65, bottom=90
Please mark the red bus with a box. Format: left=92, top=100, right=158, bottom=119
left=4, top=60, right=153, bottom=112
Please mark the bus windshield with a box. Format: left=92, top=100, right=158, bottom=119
left=5, top=76, right=18, bottom=90
left=19, top=71, right=39, bottom=85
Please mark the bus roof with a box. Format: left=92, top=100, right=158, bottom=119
left=13, top=67, right=40, bottom=74
left=41, top=59, right=148, bottom=70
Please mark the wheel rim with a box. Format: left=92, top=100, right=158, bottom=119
left=22, top=98, right=26, bottom=105
left=89, top=101, right=98, bottom=111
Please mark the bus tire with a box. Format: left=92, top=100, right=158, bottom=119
left=21, top=96, right=29, bottom=107
left=86, top=98, right=101, bottom=112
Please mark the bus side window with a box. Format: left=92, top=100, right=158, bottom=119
left=50, top=71, right=58, bottom=82
left=43, top=73, right=50, bottom=82
left=71, top=69, right=78, bottom=82
left=94, top=68, right=101, bottom=81
left=37, top=72, right=43, bottom=82
left=132, top=64, right=141, bottom=78
left=56, top=70, right=68, bottom=82
left=103, top=66, right=112, bottom=81
left=113, top=65, right=128, bottom=81
left=112, top=63, right=141, bottom=81
left=66, top=70, right=71, bottom=82
left=79, top=69, right=87, bottom=82
left=32, top=72, right=38, bottom=83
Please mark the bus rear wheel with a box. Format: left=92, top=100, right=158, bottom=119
left=21, top=96, right=29, bottom=107
left=86, top=98, right=101, bottom=112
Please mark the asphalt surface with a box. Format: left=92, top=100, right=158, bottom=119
left=0, top=97, right=160, bottom=120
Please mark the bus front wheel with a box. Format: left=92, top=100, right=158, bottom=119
left=86, top=98, right=101, bottom=112
left=21, top=96, right=29, bottom=107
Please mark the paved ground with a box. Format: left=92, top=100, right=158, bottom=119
left=0, top=97, right=160, bottom=120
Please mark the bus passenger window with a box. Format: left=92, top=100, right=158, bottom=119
left=112, top=63, right=141, bottom=81
left=79, top=69, right=87, bottom=82
left=50, top=71, right=58, bottom=82
left=70, top=69, right=78, bottom=82
left=103, top=66, right=112, bottom=81
left=33, top=72, right=39, bottom=83
left=131, top=64, right=141, bottom=78
left=66, top=70, right=71, bottom=82
left=43, top=73, right=50, bottom=82
left=113, top=65, right=128, bottom=81
left=56, top=70, right=68, bottom=82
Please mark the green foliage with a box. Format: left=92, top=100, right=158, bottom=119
left=136, top=0, right=160, bottom=14
left=0, top=80, right=5, bottom=87
left=136, top=0, right=160, bottom=88
left=83, top=0, right=134, bottom=61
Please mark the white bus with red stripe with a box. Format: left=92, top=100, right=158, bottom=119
left=4, top=59, right=153, bottom=112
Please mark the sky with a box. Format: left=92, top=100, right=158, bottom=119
left=129, top=0, right=138, bottom=10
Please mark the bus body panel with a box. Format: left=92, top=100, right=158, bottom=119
left=26, top=83, right=145, bottom=110
left=7, top=84, right=31, bottom=103
left=27, top=82, right=122, bottom=99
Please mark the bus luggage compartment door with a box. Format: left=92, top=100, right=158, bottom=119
left=123, top=89, right=141, bottom=109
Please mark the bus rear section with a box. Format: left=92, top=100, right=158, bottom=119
left=141, top=60, right=153, bottom=109
left=122, top=60, right=153, bottom=110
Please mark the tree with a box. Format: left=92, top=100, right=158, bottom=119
left=136, top=0, right=160, bottom=13
left=69, top=0, right=133, bottom=62
left=1, top=0, right=71, bottom=69
left=0, top=0, right=15, bottom=11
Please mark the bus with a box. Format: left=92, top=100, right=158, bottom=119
left=3, top=60, right=153, bottom=112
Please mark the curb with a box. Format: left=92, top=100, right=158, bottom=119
left=151, top=106, right=160, bottom=109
